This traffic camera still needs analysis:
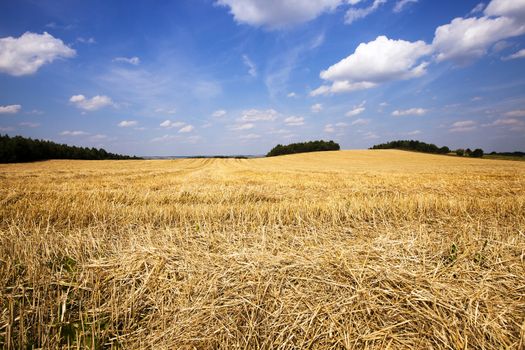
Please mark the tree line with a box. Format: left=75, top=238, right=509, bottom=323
left=0, top=134, right=141, bottom=163
left=267, top=140, right=340, bottom=157
left=371, top=140, right=485, bottom=157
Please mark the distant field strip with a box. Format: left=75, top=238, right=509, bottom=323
left=1, top=150, right=524, bottom=349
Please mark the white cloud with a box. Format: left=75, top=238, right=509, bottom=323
left=345, top=0, right=387, bottom=25
left=503, top=49, right=525, bottom=60
left=0, top=104, right=21, bottom=114
left=0, top=32, right=75, bottom=76
left=484, top=0, right=525, bottom=19
left=242, top=55, right=257, bottom=77
left=113, top=56, right=140, bottom=65
left=287, top=92, right=298, bottom=98
left=284, top=116, right=304, bottom=126
left=70, top=94, right=114, bottom=111
left=393, top=0, right=418, bottom=13
left=346, top=101, right=366, bottom=117
left=406, top=130, right=421, bottom=135
left=232, top=123, right=255, bottom=130
left=351, top=118, right=370, bottom=126
left=212, top=109, right=227, bottom=118
left=216, top=0, right=344, bottom=29
left=118, top=120, right=138, bottom=127
left=432, top=16, right=525, bottom=63
left=335, top=122, right=348, bottom=127
left=239, top=133, right=261, bottom=139
left=450, top=120, right=477, bottom=132
left=313, top=36, right=431, bottom=95
left=392, top=108, right=427, bottom=116
left=239, top=109, right=278, bottom=121
left=160, top=120, right=185, bottom=128
left=0, top=126, right=14, bottom=132
left=505, top=109, right=525, bottom=117
left=60, top=130, right=88, bottom=136
left=311, top=103, right=323, bottom=113
left=178, top=124, right=194, bottom=133
left=19, top=122, right=40, bottom=128
left=470, top=3, right=486, bottom=14
left=324, top=124, right=335, bottom=133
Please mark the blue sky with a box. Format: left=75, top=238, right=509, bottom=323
left=1, top=0, right=524, bottom=156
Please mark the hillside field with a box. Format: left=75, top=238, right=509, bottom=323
left=1, top=150, right=524, bottom=349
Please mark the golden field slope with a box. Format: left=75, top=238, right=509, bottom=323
left=1, top=150, right=524, bottom=349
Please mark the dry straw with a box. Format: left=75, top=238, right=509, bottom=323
left=1, top=150, right=524, bottom=349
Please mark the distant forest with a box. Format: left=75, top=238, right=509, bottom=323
left=370, top=140, right=488, bottom=158
left=267, top=140, right=340, bottom=157
left=0, top=134, right=141, bottom=163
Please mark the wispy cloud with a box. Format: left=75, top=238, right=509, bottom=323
left=113, top=56, right=140, bottom=65
left=0, top=104, right=21, bottom=114
left=392, top=108, right=427, bottom=116
left=118, top=120, right=138, bottom=127
left=242, top=55, right=257, bottom=77
left=70, top=95, right=114, bottom=111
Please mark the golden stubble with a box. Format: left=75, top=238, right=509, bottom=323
left=1, top=150, right=524, bottom=349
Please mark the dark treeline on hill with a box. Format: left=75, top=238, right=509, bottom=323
left=0, top=134, right=141, bottom=163
left=267, top=140, right=340, bottom=157
left=370, top=140, right=451, bottom=154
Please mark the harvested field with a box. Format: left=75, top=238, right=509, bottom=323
left=1, top=150, right=524, bottom=349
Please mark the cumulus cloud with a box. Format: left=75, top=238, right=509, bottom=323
left=311, top=103, right=323, bottom=113
left=239, top=109, right=278, bottom=121
left=312, top=36, right=431, bottom=95
left=345, top=0, right=387, bottom=25
left=450, top=120, right=477, bottom=132
left=287, top=92, right=298, bottom=98
left=212, top=109, right=227, bottom=118
left=242, top=55, right=257, bottom=77
left=0, top=32, right=75, bottom=76
left=346, top=101, right=366, bottom=117
left=393, top=0, right=418, bottom=13
left=160, top=120, right=185, bottom=128
left=284, top=116, right=304, bottom=126
left=118, top=120, right=138, bottom=127
left=484, top=0, right=525, bottom=19
left=0, top=104, right=21, bottom=114
left=432, top=16, right=525, bottom=63
left=60, top=130, right=88, bottom=136
left=178, top=125, right=194, bottom=133
left=113, top=56, right=140, bottom=65
left=392, top=108, right=427, bottom=116
left=70, top=94, right=114, bottom=111
left=216, top=0, right=344, bottom=28
left=503, top=49, right=525, bottom=60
